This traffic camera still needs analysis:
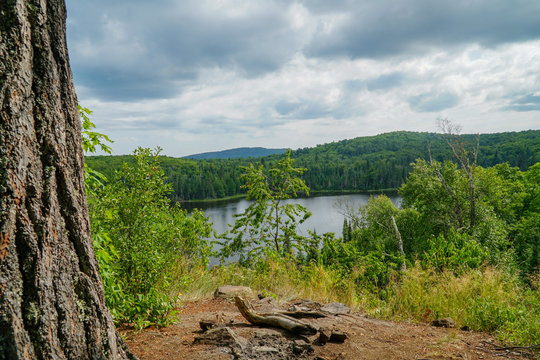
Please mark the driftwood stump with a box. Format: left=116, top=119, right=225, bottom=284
left=234, top=296, right=318, bottom=335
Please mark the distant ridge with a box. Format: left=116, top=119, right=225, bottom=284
left=184, top=147, right=288, bottom=160
left=87, top=130, right=538, bottom=201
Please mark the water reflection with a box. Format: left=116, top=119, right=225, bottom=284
left=184, top=194, right=401, bottom=238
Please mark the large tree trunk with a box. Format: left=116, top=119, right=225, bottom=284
left=0, top=1, right=133, bottom=358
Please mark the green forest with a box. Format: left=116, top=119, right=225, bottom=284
left=82, top=111, right=540, bottom=351
left=86, top=130, right=539, bottom=201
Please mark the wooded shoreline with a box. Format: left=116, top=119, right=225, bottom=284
left=178, top=188, right=400, bottom=206
left=87, top=130, right=539, bottom=202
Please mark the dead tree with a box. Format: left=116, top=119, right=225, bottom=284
left=437, top=119, right=479, bottom=231
left=0, top=1, right=134, bottom=358
left=391, top=216, right=406, bottom=271
left=234, top=297, right=318, bottom=335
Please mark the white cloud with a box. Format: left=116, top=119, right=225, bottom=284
left=68, top=1, right=540, bottom=156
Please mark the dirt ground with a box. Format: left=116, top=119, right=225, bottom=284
left=122, top=297, right=537, bottom=360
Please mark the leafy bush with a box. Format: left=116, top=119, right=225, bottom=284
left=88, top=148, right=213, bottom=327
left=424, top=229, right=487, bottom=273
left=314, top=232, right=360, bottom=271
left=499, top=286, right=540, bottom=345
left=356, top=252, right=400, bottom=293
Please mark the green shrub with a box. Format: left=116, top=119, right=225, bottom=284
left=424, top=229, right=487, bottom=273
left=355, top=252, right=400, bottom=293
left=88, top=148, right=213, bottom=327
left=318, top=232, right=360, bottom=272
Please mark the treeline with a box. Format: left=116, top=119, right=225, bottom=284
left=86, top=130, right=539, bottom=201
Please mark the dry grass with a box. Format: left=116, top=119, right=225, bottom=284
left=174, top=260, right=540, bottom=347
left=175, top=260, right=358, bottom=308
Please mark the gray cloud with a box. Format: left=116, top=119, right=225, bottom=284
left=68, top=0, right=301, bottom=101
left=196, top=117, right=253, bottom=134
left=75, top=67, right=194, bottom=101
left=503, top=93, right=540, bottom=112
left=366, top=73, right=406, bottom=91
left=305, top=0, right=540, bottom=59
left=293, top=101, right=334, bottom=120
left=275, top=100, right=302, bottom=115
left=344, top=80, right=366, bottom=92
left=66, top=1, right=540, bottom=156
left=99, top=118, right=180, bottom=131
left=274, top=98, right=334, bottom=120
left=408, top=92, right=459, bottom=112
left=68, top=0, right=540, bottom=102
left=274, top=96, right=364, bottom=121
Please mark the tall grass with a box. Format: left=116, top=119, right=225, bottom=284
left=380, top=264, right=540, bottom=345
left=176, top=260, right=539, bottom=347
left=175, top=258, right=358, bottom=307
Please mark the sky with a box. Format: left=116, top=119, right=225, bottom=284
left=66, top=0, right=540, bottom=157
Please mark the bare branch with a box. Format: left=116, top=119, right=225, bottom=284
left=391, top=215, right=406, bottom=271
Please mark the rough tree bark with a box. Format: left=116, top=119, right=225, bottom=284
left=0, top=1, right=133, bottom=358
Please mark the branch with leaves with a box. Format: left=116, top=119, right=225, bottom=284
left=219, top=150, right=311, bottom=262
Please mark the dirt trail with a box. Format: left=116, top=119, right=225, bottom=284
left=122, top=298, right=536, bottom=360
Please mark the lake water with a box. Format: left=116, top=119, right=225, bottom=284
left=185, top=194, right=402, bottom=238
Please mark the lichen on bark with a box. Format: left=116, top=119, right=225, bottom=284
left=0, top=0, right=135, bottom=358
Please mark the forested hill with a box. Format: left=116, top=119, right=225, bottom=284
left=184, top=147, right=287, bottom=159
left=86, top=130, right=539, bottom=201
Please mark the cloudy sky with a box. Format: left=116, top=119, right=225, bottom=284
left=66, top=0, right=540, bottom=157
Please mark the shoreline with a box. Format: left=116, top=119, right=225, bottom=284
left=177, top=188, right=399, bottom=206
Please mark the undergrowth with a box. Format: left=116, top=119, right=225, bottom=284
left=177, top=259, right=540, bottom=348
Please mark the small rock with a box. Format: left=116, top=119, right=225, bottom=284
left=257, top=296, right=276, bottom=304
left=254, top=329, right=282, bottom=339
left=214, top=285, right=254, bottom=300
left=330, top=331, right=348, bottom=343
left=254, top=296, right=279, bottom=312
left=193, top=327, right=247, bottom=350
left=293, top=339, right=314, bottom=355
left=199, top=319, right=217, bottom=331
left=291, top=299, right=323, bottom=309
left=252, top=346, right=279, bottom=354
left=321, top=302, right=351, bottom=315
left=431, top=317, right=455, bottom=328
left=317, top=328, right=332, bottom=345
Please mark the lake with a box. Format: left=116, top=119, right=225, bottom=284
left=184, top=193, right=402, bottom=238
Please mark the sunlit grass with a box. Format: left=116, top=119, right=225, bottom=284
left=174, top=259, right=540, bottom=348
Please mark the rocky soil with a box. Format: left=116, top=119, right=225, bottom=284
left=122, top=295, right=537, bottom=360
